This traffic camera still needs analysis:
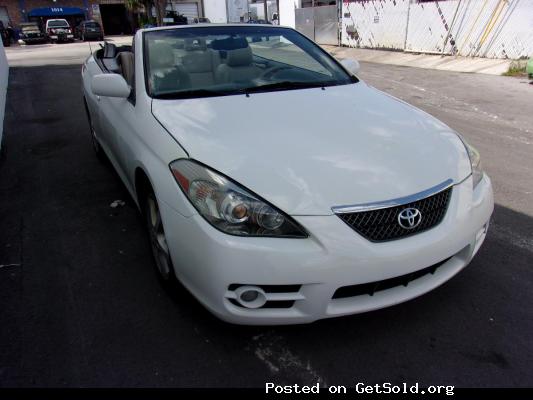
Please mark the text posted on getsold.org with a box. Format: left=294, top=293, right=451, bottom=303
left=265, top=382, right=455, bottom=396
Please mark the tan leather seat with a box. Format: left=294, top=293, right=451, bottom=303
left=215, top=46, right=261, bottom=84
left=117, top=51, right=134, bottom=87
left=182, top=38, right=220, bottom=88
left=148, top=42, right=190, bottom=94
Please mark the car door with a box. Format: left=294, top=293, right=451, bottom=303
left=83, top=59, right=105, bottom=146
left=97, top=50, right=138, bottom=194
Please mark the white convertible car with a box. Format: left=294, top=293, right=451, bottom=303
left=82, top=25, right=493, bottom=325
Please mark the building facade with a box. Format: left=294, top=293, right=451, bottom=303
left=0, top=0, right=204, bottom=35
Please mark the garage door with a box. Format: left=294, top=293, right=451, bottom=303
left=174, top=2, right=199, bottom=19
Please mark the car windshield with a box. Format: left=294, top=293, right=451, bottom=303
left=85, top=22, right=100, bottom=28
left=143, top=26, right=356, bottom=99
left=22, top=24, right=40, bottom=31
left=48, top=20, right=69, bottom=28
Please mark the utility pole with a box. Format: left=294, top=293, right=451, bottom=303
left=264, top=0, right=268, bottom=22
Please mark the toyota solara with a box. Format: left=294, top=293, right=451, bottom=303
left=82, top=25, right=493, bottom=325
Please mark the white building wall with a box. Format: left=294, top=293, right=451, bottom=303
left=227, top=0, right=249, bottom=22
left=341, top=0, right=533, bottom=60
left=203, top=0, right=228, bottom=23
left=279, top=0, right=299, bottom=28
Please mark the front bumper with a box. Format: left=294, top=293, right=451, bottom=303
left=83, top=32, right=102, bottom=38
left=18, top=37, right=46, bottom=44
left=160, top=174, right=494, bottom=325
left=49, top=34, right=74, bottom=41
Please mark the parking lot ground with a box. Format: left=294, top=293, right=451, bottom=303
left=5, top=36, right=133, bottom=67
left=0, top=53, right=532, bottom=387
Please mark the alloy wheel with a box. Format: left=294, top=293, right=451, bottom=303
left=147, top=195, right=172, bottom=280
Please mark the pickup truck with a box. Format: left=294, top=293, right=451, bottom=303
left=45, top=19, right=74, bottom=43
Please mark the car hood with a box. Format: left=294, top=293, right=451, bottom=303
left=152, top=82, right=471, bottom=216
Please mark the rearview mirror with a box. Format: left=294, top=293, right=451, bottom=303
left=340, top=58, right=360, bottom=76
left=91, top=74, right=130, bottom=98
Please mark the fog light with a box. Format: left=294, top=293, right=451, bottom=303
left=234, top=285, right=267, bottom=309
left=241, top=290, right=259, bottom=302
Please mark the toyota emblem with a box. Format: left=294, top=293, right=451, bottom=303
left=398, top=208, right=422, bottom=229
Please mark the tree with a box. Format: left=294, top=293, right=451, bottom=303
left=124, top=0, right=141, bottom=12
left=152, top=0, right=167, bottom=26
left=125, top=0, right=163, bottom=27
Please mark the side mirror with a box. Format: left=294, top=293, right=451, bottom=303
left=91, top=73, right=130, bottom=98
left=340, top=58, right=360, bottom=76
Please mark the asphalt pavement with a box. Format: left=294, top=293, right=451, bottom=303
left=0, top=45, right=532, bottom=388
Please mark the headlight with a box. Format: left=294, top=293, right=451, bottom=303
left=169, top=159, right=307, bottom=238
left=464, top=141, right=483, bottom=189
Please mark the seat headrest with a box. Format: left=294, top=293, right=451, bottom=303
left=211, top=37, right=249, bottom=51
left=183, top=51, right=213, bottom=73
left=117, top=51, right=134, bottom=86
left=149, top=42, right=175, bottom=69
left=184, top=37, right=207, bottom=51
left=226, top=47, right=253, bottom=67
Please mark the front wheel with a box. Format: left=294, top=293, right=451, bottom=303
left=145, top=191, right=175, bottom=282
left=89, top=124, right=105, bottom=160
left=83, top=99, right=105, bottom=161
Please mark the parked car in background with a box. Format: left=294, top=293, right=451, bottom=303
left=163, top=12, right=187, bottom=26
left=75, top=20, right=104, bottom=41
left=82, top=25, right=493, bottom=325
left=189, top=17, right=211, bottom=24
left=45, top=19, right=73, bottom=43
left=527, top=57, right=533, bottom=80
left=18, top=22, right=46, bottom=45
left=247, top=19, right=272, bottom=24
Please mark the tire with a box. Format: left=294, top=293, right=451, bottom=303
left=83, top=98, right=105, bottom=161
left=144, top=190, right=176, bottom=283
left=89, top=123, right=105, bottom=160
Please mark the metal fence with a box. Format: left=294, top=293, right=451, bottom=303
left=295, top=5, right=339, bottom=46
left=341, top=0, right=533, bottom=59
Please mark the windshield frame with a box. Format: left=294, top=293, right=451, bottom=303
left=142, top=26, right=358, bottom=100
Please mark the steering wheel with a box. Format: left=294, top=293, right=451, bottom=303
left=261, top=65, right=292, bottom=80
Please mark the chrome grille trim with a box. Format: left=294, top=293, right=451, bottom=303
left=334, top=181, right=454, bottom=242
left=331, top=179, right=455, bottom=214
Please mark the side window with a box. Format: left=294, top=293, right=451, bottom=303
left=249, top=37, right=332, bottom=77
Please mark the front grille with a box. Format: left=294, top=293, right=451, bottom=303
left=332, top=257, right=451, bottom=299
left=228, top=298, right=295, bottom=309
left=337, top=187, right=452, bottom=242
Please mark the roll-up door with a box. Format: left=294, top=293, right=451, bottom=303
left=174, top=3, right=199, bottom=19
